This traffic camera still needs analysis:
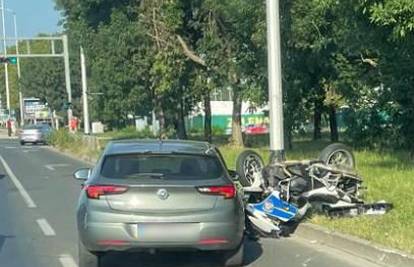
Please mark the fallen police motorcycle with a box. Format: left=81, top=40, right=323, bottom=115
left=237, top=143, right=393, bottom=238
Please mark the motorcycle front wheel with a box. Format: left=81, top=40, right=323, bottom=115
left=235, top=150, right=265, bottom=187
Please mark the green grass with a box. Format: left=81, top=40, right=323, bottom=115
left=219, top=141, right=414, bottom=254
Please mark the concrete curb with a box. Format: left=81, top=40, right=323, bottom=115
left=296, top=223, right=414, bottom=267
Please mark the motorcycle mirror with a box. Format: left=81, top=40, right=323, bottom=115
left=228, top=170, right=240, bottom=181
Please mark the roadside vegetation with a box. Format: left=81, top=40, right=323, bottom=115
left=48, top=129, right=414, bottom=254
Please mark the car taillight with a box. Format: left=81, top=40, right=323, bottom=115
left=197, top=185, right=236, bottom=199
left=84, top=185, right=128, bottom=199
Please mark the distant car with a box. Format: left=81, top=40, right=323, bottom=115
left=73, top=139, right=245, bottom=267
left=19, top=124, right=52, bottom=145
left=243, top=124, right=269, bottom=135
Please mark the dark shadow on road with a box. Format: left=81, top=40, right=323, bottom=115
left=0, top=235, right=14, bottom=253
left=243, top=239, right=263, bottom=266
left=0, top=174, right=5, bottom=180
left=101, top=239, right=263, bottom=267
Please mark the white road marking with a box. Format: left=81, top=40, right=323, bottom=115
left=302, top=258, right=312, bottom=267
left=36, top=218, right=56, bottom=236
left=23, top=149, right=40, bottom=153
left=0, top=155, right=37, bottom=208
left=4, top=146, right=17, bottom=149
left=45, top=163, right=71, bottom=171
left=59, top=254, right=78, bottom=267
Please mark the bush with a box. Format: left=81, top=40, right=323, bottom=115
left=343, top=108, right=402, bottom=149
left=212, top=126, right=226, bottom=136
left=99, top=126, right=155, bottom=140
left=47, top=129, right=79, bottom=149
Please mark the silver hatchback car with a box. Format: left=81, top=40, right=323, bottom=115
left=19, top=124, right=52, bottom=145
left=74, top=140, right=245, bottom=267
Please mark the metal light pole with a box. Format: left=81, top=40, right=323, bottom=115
left=80, top=46, right=90, bottom=135
left=266, top=0, right=285, bottom=163
left=11, top=12, right=23, bottom=126
left=0, top=7, right=24, bottom=125
left=0, top=0, right=10, bottom=116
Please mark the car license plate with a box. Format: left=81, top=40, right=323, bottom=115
left=137, top=223, right=198, bottom=242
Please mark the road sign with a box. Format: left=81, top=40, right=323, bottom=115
left=0, top=56, right=17, bottom=64
left=63, top=101, right=72, bottom=110
left=8, top=56, right=17, bottom=64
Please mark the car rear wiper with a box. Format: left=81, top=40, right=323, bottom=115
left=125, top=173, right=165, bottom=179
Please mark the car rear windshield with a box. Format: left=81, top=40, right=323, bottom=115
left=101, top=154, right=225, bottom=180
left=101, top=154, right=224, bottom=180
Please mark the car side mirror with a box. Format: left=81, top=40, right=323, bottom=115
left=228, top=170, right=240, bottom=181
left=73, top=168, right=91, bottom=181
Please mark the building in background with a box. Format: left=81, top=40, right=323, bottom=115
left=187, top=88, right=269, bottom=135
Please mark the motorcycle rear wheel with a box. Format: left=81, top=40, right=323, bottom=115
left=319, top=143, right=355, bottom=170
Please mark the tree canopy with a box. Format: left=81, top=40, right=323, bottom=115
left=2, top=0, right=413, bottom=149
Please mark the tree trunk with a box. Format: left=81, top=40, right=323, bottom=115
left=204, top=93, right=212, bottom=143
left=231, top=89, right=244, bottom=146
left=287, top=127, right=293, bottom=150
left=173, top=96, right=187, bottom=139
left=175, top=114, right=187, bottom=140
left=155, top=96, right=166, bottom=138
left=329, top=105, right=339, bottom=142
left=313, top=99, right=323, bottom=140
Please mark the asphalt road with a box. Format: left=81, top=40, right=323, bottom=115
left=0, top=137, right=383, bottom=267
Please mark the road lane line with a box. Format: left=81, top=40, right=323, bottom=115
left=36, top=218, right=56, bottom=236
left=45, top=165, right=55, bottom=171
left=0, top=155, right=37, bottom=208
left=59, top=254, right=78, bottom=267
left=23, top=149, right=40, bottom=153
left=45, top=163, right=71, bottom=171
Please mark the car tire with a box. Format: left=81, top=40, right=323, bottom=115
left=20, top=141, right=25, bottom=146
left=319, top=143, right=355, bottom=170
left=236, top=150, right=265, bottom=187
left=221, top=240, right=244, bottom=267
left=78, top=240, right=101, bottom=267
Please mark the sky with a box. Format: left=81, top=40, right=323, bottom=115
left=6, top=0, right=61, bottom=37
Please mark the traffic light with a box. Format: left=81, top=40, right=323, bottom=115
left=63, top=101, right=72, bottom=110
left=0, top=57, right=17, bottom=64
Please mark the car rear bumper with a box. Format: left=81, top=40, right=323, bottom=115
left=79, top=221, right=244, bottom=252
left=20, top=135, right=44, bottom=142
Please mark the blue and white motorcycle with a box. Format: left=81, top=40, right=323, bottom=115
left=237, top=143, right=393, bottom=238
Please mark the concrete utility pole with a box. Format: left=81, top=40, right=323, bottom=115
left=80, top=46, right=90, bottom=135
left=266, top=0, right=285, bottom=162
left=62, top=34, right=73, bottom=124
left=0, top=0, right=10, bottom=116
